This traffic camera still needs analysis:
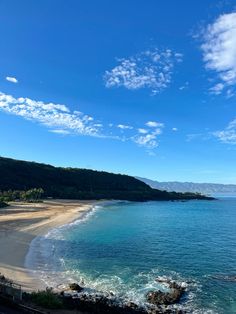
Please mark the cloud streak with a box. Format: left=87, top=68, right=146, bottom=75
left=213, top=118, right=236, bottom=144
left=146, top=121, right=164, bottom=128
left=0, top=91, right=101, bottom=137
left=0, top=91, right=164, bottom=151
left=104, top=49, right=183, bottom=94
left=6, top=76, right=18, bottom=83
left=117, top=124, right=133, bottom=130
left=201, top=12, right=236, bottom=96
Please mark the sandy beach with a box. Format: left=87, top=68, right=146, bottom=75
left=0, top=199, right=96, bottom=292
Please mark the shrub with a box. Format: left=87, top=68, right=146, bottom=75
left=30, top=288, right=63, bottom=309
left=0, top=201, right=8, bottom=208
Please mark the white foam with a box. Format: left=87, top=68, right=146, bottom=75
left=24, top=200, right=218, bottom=313
left=24, top=201, right=122, bottom=287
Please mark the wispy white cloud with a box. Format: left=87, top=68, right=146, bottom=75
left=104, top=49, right=183, bottom=94
left=213, top=118, right=236, bottom=144
left=112, top=120, right=165, bottom=150
left=201, top=12, right=236, bottom=96
left=0, top=91, right=101, bottom=136
left=132, top=123, right=164, bottom=149
left=146, top=121, right=164, bottom=128
left=186, top=133, right=211, bottom=142
left=137, top=128, right=148, bottom=134
left=50, top=129, right=70, bottom=135
left=117, top=124, right=133, bottom=130
left=6, top=76, right=18, bottom=83
left=0, top=91, right=166, bottom=152
left=209, top=83, right=224, bottom=95
left=179, top=81, right=189, bottom=90
left=172, top=127, right=178, bottom=131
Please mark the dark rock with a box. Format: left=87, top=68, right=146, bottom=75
left=125, top=302, right=140, bottom=311
left=60, top=290, right=186, bottom=314
left=146, top=282, right=185, bottom=306
left=72, top=292, right=148, bottom=313
left=155, top=277, right=171, bottom=285
left=146, top=308, right=185, bottom=314
left=68, top=283, right=83, bottom=292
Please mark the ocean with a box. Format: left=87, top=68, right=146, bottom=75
left=25, top=198, right=236, bottom=313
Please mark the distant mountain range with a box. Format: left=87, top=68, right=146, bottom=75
left=136, top=177, right=236, bottom=195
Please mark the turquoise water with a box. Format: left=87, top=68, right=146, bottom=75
left=27, top=198, right=236, bottom=313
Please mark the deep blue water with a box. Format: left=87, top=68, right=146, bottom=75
left=27, top=198, right=236, bottom=313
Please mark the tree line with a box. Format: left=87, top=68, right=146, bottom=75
left=0, top=188, right=44, bottom=203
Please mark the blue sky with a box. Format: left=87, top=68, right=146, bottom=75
left=1, top=0, right=236, bottom=183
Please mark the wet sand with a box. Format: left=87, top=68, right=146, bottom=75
left=0, top=199, right=96, bottom=291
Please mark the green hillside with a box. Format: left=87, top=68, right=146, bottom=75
left=0, top=157, right=213, bottom=201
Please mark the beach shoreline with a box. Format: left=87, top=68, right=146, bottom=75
left=0, top=199, right=98, bottom=292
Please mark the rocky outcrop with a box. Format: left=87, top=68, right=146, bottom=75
left=56, top=277, right=187, bottom=313
left=146, top=278, right=185, bottom=306
left=64, top=292, right=144, bottom=313
left=68, top=283, right=84, bottom=292
left=62, top=292, right=185, bottom=313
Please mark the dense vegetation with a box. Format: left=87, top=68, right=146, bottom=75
left=0, top=200, right=8, bottom=208
left=0, top=157, right=213, bottom=201
left=29, top=288, right=63, bottom=309
left=0, top=188, right=44, bottom=202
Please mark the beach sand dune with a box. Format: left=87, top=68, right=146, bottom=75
left=0, top=199, right=96, bottom=291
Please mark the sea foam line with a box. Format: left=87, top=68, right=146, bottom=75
left=24, top=200, right=215, bottom=313
left=24, top=200, right=122, bottom=287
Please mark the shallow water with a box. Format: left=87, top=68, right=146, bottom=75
left=26, top=198, right=236, bottom=313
